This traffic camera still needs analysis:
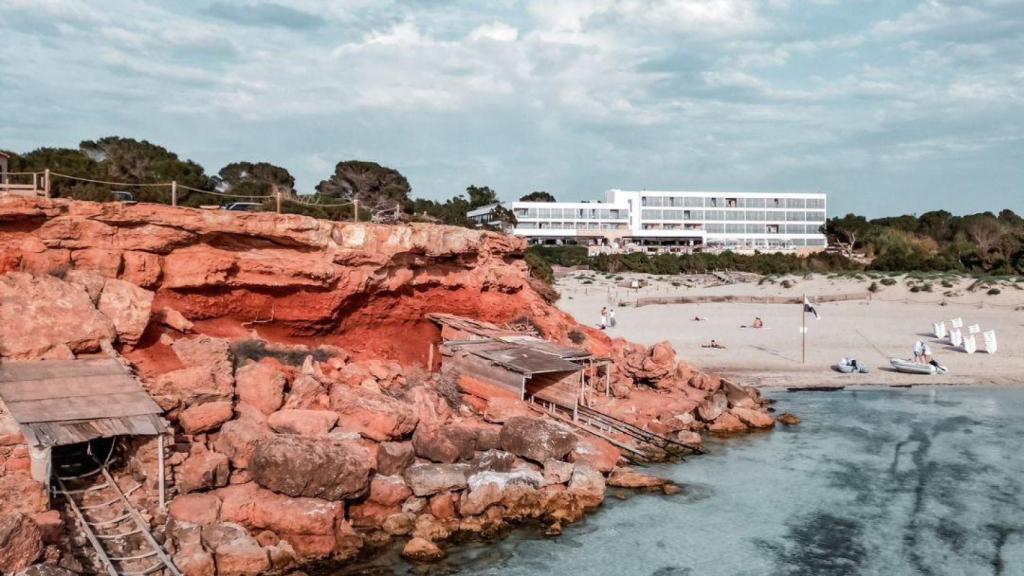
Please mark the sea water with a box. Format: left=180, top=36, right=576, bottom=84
left=336, top=388, right=1024, bottom=576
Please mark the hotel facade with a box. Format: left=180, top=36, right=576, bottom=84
left=469, top=189, right=828, bottom=253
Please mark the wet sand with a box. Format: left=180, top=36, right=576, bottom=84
left=557, top=272, right=1024, bottom=388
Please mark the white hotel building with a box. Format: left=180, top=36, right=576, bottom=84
left=469, top=189, right=828, bottom=253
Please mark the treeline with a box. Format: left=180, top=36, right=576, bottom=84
left=525, top=245, right=860, bottom=282
left=827, top=211, right=1024, bottom=274
left=1, top=137, right=508, bottom=225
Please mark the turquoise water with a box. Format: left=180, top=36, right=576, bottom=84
left=339, top=388, right=1024, bottom=575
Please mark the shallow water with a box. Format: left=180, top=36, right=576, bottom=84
left=338, top=387, right=1024, bottom=576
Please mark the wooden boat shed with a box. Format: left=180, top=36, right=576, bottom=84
left=428, top=313, right=596, bottom=417
left=0, top=358, right=168, bottom=503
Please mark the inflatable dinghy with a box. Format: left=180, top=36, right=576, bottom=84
left=890, top=358, right=948, bottom=375
left=835, top=358, right=870, bottom=374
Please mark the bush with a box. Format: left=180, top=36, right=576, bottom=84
left=881, top=278, right=897, bottom=286
left=568, top=330, right=586, bottom=344
left=868, top=281, right=879, bottom=293
left=922, top=283, right=933, bottom=292
left=910, top=285, right=921, bottom=293
left=780, top=279, right=794, bottom=289
left=987, top=288, right=1002, bottom=295
left=941, top=280, right=954, bottom=288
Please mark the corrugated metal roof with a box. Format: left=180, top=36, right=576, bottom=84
left=0, top=358, right=165, bottom=446
left=472, top=345, right=582, bottom=375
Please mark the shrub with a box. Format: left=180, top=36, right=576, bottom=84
left=780, top=279, right=794, bottom=289
left=868, top=281, right=879, bottom=293
left=987, top=288, right=1002, bottom=295
left=881, top=278, right=897, bottom=286
left=910, top=285, right=921, bottom=293
left=941, top=280, right=954, bottom=288
left=568, top=330, right=586, bottom=344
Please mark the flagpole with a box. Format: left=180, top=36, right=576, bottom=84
left=802, top=293, right=806, bottom=364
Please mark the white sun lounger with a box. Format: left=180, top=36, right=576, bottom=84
left=968, top=323, right=981, bottom=335
left=962, top=333, right=977, bottom=354
left=951, top=317, right=964, bottom=329
left=933, top=322, right=947, bottom=339
left=983, top=330, right=998, bottom=354
left=949, top=328, right=963, bottom=348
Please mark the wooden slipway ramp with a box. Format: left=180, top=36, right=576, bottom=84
left=54, top=443, right=181, bottom=576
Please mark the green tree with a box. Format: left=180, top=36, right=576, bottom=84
left=519, top=191, right=556, bottom=202
left=315, top=161, right=411, bottom=215
left=216, top=161, right=295, bottom=198
left=465, top=185, right=498, bottom=209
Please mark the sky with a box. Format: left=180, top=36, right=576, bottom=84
left=1, top=0, right=1022, bottom=218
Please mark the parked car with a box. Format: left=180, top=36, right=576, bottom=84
left=224, top=202, right=263, bottom=212
left=111, top=190, right=137, bottom=204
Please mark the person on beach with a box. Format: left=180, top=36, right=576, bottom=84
left=753, top=317, right=764, bottom=329
left=702, top=339, right=726, bottom=349
left=609, top=308, right=616, bottom=328
left=913, top=340, right=933, bottom=364
left=599, top=307, right=607, bottom=330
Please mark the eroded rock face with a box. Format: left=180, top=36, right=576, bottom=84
left=329, top=384, right=418, bottom=442
left=499, top=417, right=577, bottom=464
left=0, top=273, right=115, bottom=359
left=249, top=435, right=371, bottom=500
left=0, top=513, right=43, bottom=573
left=376, top=441, right=416, bottom=476
left=97, top=278, right=154, bottom=346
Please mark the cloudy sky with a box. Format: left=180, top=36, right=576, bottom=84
left=1, top=0, right=1022, bottom=217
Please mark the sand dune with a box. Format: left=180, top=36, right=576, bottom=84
left=557, top=271, right=1024, bottom=388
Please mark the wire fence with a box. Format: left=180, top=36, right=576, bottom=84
left=0, top=168, right=367, bottom=221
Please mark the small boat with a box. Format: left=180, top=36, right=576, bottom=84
left=835, top=358, right=870, bottom=374
left=890, top=358, right=948, bottom=375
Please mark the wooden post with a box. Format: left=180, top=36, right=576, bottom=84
left=354, top=199, right=359, bottom=222
left=32, top=172, right=38, bottom=192
left=43, top=169, right=51, bottom=198
left=171, top=181, right=177, bottom=207
left=801, top=293, right=807, bottom=364
left=427, top=343, right=435, bottom=372
left=276, top=191, right=282, bottom=213
left=157, top=434, right=166, bottom=510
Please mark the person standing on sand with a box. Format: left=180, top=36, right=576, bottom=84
left=609, top=308, right=617, bottom=328
left=599, top=307, right=607, bottom=330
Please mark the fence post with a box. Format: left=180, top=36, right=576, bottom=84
left=276, top=192, right=282, bottom=213
left=32, top=172, right=38, bottom=191
left=354, top=199, right=359, bottom=222
left=43, top=169, right=51, bottom=198
left=171, top=181, right=177, bottom=207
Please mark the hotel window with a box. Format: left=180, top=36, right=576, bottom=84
left=518, top=222, right=536, bottom=229
left=726, top=198, right=738, bottom=208
left=769, top=198, right=783, bottom=208
left=514, top=208, right=528, bottom=216
left=807, top=210, right=826, bottom=221
left=642, top=209, right=662, bottom=220
left=745, top=210, right=765, bottom=221
left=599, top=209, right=611, bottom=219
left=705, top=210, right=726, bottom=221
left=786, top=211, right=805, bottom=222
left=806, top=198, right=825, bottom=209
left=684, top=197, right=703, bottom=207
left=663, top=209, right=682, bottom=221
left=786, top=198, right=806, bottom=209
left=745, top=197, right=765, bottom=208
left=726, top=223, right=744, bottom=233
left=706, top=223, right=725, bottom=233
left=645, top=196, right=664, bottom=207
left=766, top=224, right=780, bottom=234
left=538, top=208, right=551, bottom=218
left=746, top=223, right=765, bottom=233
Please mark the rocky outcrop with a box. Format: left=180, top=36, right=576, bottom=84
left=249, top=435, right=371, bottom=500
left=499, top=417, right=577, bottom=463
left=0, top=513, right=43, bottom=573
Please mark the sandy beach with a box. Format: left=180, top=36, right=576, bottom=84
left=556, top=270, right=1024, bottom=388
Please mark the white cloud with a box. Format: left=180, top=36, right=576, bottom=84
left=468, top=22, right=519, bottom=42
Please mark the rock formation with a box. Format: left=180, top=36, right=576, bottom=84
left=0, top=197, right=776, bottom=574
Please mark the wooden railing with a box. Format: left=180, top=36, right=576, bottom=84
left=0, top=170, right=49, bottom=197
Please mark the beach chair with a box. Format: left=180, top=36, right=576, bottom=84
left=951, top=317, right=964, bottom=329
left=968, top=324, right=981, bottom=335
left=933, top=322, right=947, bottom=339
left=949, top=328, right=963, bottom=348
left=983, top=331, right=998, bottom=354
left=962, top=334, right=977, bottom=354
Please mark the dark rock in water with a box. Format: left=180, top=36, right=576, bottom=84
left=778, top=413, right=801, bottom=426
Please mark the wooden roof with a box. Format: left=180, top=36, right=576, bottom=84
left=0, top=358, right=165, bottom=446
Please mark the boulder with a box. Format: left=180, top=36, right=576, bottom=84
left=169, top=493, right=221, bottom=526
left=174, top=544, right=215, bottom=576
left=179, top=401, right=234, bottom=434
left=367, top=475, right=412, bottom=507
left=376, top=441, right=416, bottom=476
left=778, top=412, right=801, bottom=426
left=177, top=446, right=230, bottom=494
left=568, top=436, right=621, bottom=473
left=235, top=361, right=287, bottom=415
left=688, top=372, right=722, bottom=392
left=499, top=417, right=577, bottom=463
left=249, top=435, right=371, bottom=501
left=214, top=535, right=269, bottom=576
left=0, top=475, right=49, bottom=517
left=567, top=465, right=605, bottom=508
left=329, top=384, right=418, bottom=441
left=251, top=491, right=342, bottom=536
left=708, top=411, right=747, bottom=434
left=402, top=537, right=445, bottom=562
left=460, top=470, right=543, bottom=516
left=267, top=409, right=338, bottom=437
left=412, top=423, right=477, bottom=463
left=405, top=386, right=453, bottom=428
left=214, top=418, right=273, bottom=469
left=97, top=278, right=154, bottom=345
left=213, top=483, right=262, bottom=526
left=30, top=510, right=62, bottom=544
left=469, top=449, right=517, bottom=473
left=542, top=460, right=574, bottom=485
left=730, top=407, right=774, bottom=429
left=383, top=512, right=416, bottom=536
left=607, top=467, right=668, bottom=489
left=0, top=513, right=43, bottom=573
left=157, top=306, right=194, bottom=333
left=64, top=269, right=106, bottom=303
left=697, top=392, right=727, bottom=422
left=482, top=397, right=533, bottom=423
left=0, top=273, right=115, bottom=359
left=172, top=336, right=234, bottom=390
left=282, top=374, right=328, bottom=410
left=201, top=522, right=251, bottom=551
left=403, top=463, right=468, bottom=497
